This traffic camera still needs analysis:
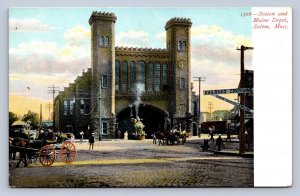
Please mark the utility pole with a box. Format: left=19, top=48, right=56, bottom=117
left=208, top=102, right=214, bottom=114
left=98, top=79, right=102, bottom=141
left=40, top=104, right=42, bottom=124
left=237, top=45, right=253, bottom=154
left=48, top=85, right=60, bottom=130
left=193, top=77, right=206, bottom=136
left=208, top=102, right=214, bottom=121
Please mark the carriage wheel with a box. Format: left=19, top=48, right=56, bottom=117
left=39, top=144, right=56, bottom=166
left=60, top=141, right=76, bottom=164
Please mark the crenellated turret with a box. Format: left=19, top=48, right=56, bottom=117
left=165, top=16, right=192, bottom=121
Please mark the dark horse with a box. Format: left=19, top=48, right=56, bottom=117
left=9, top=129, right=31, bottom=168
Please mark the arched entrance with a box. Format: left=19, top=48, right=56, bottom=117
left=116, top=104, right=169, bottom=139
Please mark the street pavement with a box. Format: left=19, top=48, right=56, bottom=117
left=9, top=136, right=253, bottom=188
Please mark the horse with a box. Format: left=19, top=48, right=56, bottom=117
left=13, top=138, right=30, bottom=168
left=155, top=131, right=167, bottom=145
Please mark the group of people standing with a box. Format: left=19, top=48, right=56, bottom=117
left=202, top=126, right=251, bottom=151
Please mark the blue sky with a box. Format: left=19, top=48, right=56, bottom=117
left=9, top=7, right=253, bottom=116
left=10, top=7, right=251, bottom=48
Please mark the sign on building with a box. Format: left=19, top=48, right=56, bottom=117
left=203, top=88, right=253, bottom=95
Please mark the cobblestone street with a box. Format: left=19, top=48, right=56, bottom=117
left=9, top=136, right=253, bottom=188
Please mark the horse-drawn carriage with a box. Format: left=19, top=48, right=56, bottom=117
left=154, top=130, right=188, bottom=145
left=9, top=133, right=76, bottom=167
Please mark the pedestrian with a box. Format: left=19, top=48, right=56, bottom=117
left=89, top=133, right=95, bottom=150
left=245, top=130, right=250, bottom=151
left=201, top=139, right=210, bottom=151
left=80, top=131, right=84, bottom=144
left=152, top=132, right=157, bottom=144
left=216, top=134, right=223, bottom=151
left=124, top=131, right=128, bottom=140
left=225, top=129, right=231, bottom=142
left=209, top=126, right=215, bottom=142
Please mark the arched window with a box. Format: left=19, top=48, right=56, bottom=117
left=121, top=61, right=128, bottom=92
left=70, top=100, right=74, bottom=116
left=147, top=63, right=153, bottom=92
left=99, top=36, right=105, bottom=46
left=115, top=60, right=120, bottom=92
left=154, top=63, right=161, bottom=92
left=64, top=100, right=68, bottom=115
left=162, top=63, right=167, bottom=86
left=105, top=36, right=109, bottom=46
left=178, top=41, right=182, bottom=51
left=130, top=61, right=136, bottom=90
left=182, top=41, right=186, bottom=50
left=137, top=61, right=146, bottom=92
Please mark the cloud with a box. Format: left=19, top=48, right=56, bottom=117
left=9, top=18, right=54, bottom=32
left=190, top=25, right=252, bottom=89
left=9, top=41, right=90, bottom=75
left=155, top=32, right=166, bottom=43
left=63, top=25, right=90, bottom=47
left=9, top=73, right=77, bottom=101
left=9, top=25, right=91, bottom=101
left=154, top=25, right=252, bottom=90
left=191, top=25, right=252, bottom=62
left=116, top=30, right=150, bottom=47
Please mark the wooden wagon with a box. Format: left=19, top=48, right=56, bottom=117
left=9, top=138, right=77, bottom=167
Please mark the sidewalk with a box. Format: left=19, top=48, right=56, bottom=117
left=213, top=150, right=253, bottom=158
left=191, top=135, right=254, bottom=158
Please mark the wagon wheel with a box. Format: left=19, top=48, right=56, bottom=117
left=60, top=141, right=76, bottom=164
left=39, top=144, right=56, bottom=166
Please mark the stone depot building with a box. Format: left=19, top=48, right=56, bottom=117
left=54, top=11, right=198, bottom=140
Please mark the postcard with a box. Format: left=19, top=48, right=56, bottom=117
left=8, top=7, right=292, bottom=188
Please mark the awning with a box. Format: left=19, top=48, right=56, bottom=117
left=11, top=120, right=27, bottom=126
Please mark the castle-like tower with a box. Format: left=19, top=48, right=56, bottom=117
left=89, top=12, right=117, bottom=140
left=165, top=18, right=192, bottom=123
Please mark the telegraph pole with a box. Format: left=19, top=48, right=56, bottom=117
left=40, top=104, right=42, bottom=124
left=208, top=102, right=214, bottom=114
left=237, top=45, right=253, bottom=154
left=208, top=102, right=214, bottom=121
left=48, top=85, right=60, bottom=130
left=193, top=77, right=206, bottom=136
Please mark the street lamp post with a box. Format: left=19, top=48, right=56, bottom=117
left=98, top=79, right=102, bottom=141
left=237, top=45, right=253, bottom=154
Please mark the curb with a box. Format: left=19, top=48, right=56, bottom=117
left=213, top=151, right=253, bottom=158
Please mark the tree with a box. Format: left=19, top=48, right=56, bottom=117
left=22, top=110, right=40, bottom=129
left=9, top=112, right=19, bottom=126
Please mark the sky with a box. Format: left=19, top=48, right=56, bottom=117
left=9, top=7, right=253, bottom=119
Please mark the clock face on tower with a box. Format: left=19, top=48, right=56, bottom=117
left=177, top=59, right=186, bottom=69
